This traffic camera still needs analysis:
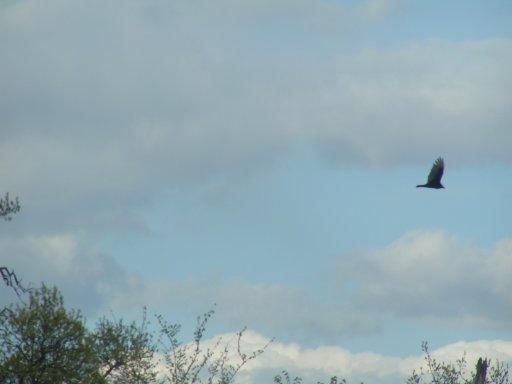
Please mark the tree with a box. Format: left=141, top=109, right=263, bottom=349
left=0, top=284, right=270, bottom=384
left=157, top=306, right=271, bottom=384
left=0, top=284, right=160, bottom=384
left=93, top=309, right=157, bottom=384
left=0, top=284, right=101, bottom=384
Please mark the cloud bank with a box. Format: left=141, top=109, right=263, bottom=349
left=175, top=331, right=512, bottom=384
left=338, top=231, right=512, bottom=330
left=2, top=230, right=510, bottom=340
left=1, top=0, right=511, bottom=230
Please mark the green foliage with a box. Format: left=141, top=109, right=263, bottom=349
left=0, top=284, right=158, bottom=384
left=407, top=341, right=510, bottom=384
left=93, top=308, right=157, bottom=383
left=0, top=284, right=100, bottom=383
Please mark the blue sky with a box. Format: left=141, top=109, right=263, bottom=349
left=1, top=0, right=512, bottom=382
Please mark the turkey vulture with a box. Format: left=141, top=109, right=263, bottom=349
left=416, top=157, right=445, bottom=189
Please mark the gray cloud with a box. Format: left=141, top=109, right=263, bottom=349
left=106, top=277, right=380, bottom=344
left=0, top=231, right=375, bottom=342
left=2, top=1, right=511, bottom=224
left=0, top=233, right=142, bottom=316
left=2, top=229, right=511, bottom=343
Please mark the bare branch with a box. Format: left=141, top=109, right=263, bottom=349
left=0, top=267, right=31, bottom=298
left=0, top=193, right=21, bottom=220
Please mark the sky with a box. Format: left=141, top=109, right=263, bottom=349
left=1, top=0, right=512, bottom=382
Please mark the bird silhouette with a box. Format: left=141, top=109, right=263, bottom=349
left=416, top=157, right=445, bottom=189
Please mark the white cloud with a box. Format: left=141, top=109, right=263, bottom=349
left=336, top=231, right=512, bottom=329
left=179, top=331, right=512, bottom=384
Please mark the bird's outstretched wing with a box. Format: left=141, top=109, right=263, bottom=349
left=427, top=157, right=444, bottom=184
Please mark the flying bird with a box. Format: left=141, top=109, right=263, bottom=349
left=416, top=157, right=445, bottom=189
